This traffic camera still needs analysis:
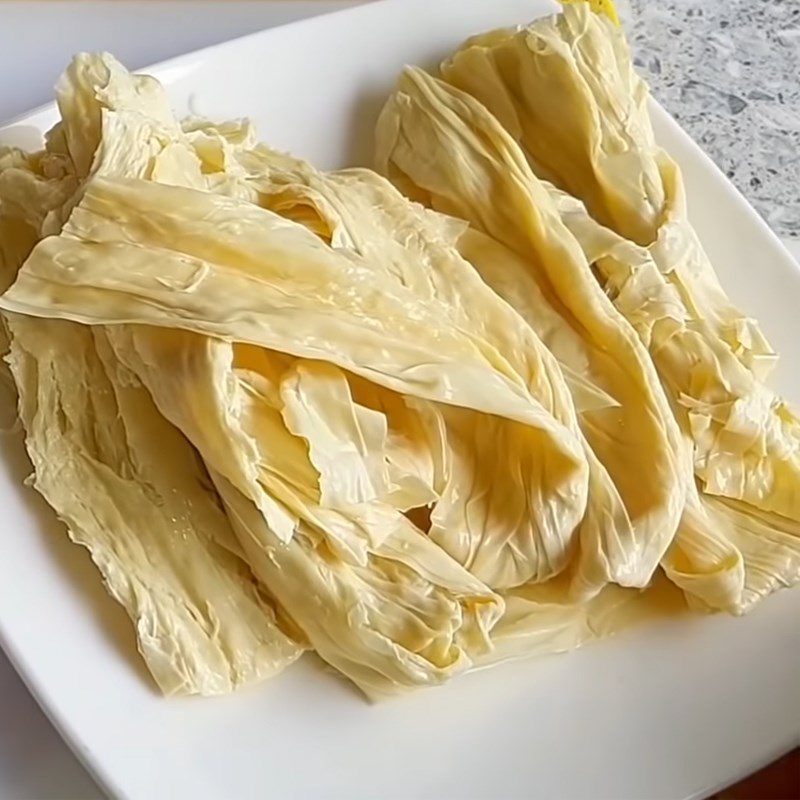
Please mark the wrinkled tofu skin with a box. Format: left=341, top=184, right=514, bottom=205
left=1, top=55, right=523, bottom=697
left=6, top=315, right=302, bottom=694
left=551, top=185, right=800, bottom=611
left=433, top=2, right=800, bottom=608
left=0, top=54, right=306, bottom=696
left=1, top=10, right=797, bottom=702
left=376, top=67, right=689, bottom=599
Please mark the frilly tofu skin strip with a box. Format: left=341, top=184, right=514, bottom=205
left=280, top=359, right=396, bottom=511
left=439, top=3, right=776, bottom=379
left=434, top=3, right=799, bottom=606
left=0, top=54, right=307, bottom=695
left=0, top=175, right=593, bottom=583
left=485, top=570, right=687, bottom=666
left=707, top=497, right=800, bottom=613
left=375, top=67, right=688, bottom=595
left=549, top=179, right=800, bottom=523
left=546, top=184, right=799, bottom=610
left=243, top=161, right=606, bottom=588
left=212, top=472, right=502, bottom=700
left=4, top=315, right=303, bottom=695
left=0, top=54, right=520, bottom=697
left=3, top=179, right=555, bottom=422
left=101, top=326, right=504, bottom=698
left=53, top=52, right=204, bottom=192
left=255, top=164, right=619, bottom=418
left=0, top=150, right=43, bottom=428
left=560, top=0, right=620, bottom=25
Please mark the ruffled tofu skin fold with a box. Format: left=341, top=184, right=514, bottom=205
left=433, top=1, right=800, bottom=611
left=442, top=3, right=772, bottom=375
left=2, top=8, right=796, bottom=700
left=3, top=53, right=629, bottom=698
left=439, top=3, right=799, bottom=511
left=240, top=159, right=609, bottom=589
left=2, top=172, right=597, bottom=578
left=376, top=67, right=689, bottom=601
left=6, top=317, right=303, bottom=694
left=0, top=56, right=305, bottom=696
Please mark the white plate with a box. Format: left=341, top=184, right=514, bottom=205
left=1, top=2, right=798, bottom=798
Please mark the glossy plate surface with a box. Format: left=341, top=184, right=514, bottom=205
left=1, top=2, right=798, bottom=798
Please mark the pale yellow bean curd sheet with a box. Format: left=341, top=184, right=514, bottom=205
left=0, top=1, right=795, bottom=699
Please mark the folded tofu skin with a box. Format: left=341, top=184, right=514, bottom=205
left=431, top=1, right=799, bottom=612
left=0, top=0, right=795, bottom=699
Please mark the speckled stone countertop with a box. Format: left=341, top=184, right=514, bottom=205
left=618, top=0, right=799, bottom=239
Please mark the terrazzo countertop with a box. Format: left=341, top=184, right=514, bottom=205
left=620, top=0, right=800, bottom=239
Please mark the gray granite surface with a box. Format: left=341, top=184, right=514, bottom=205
left=619, top=0, right=799, bottom=238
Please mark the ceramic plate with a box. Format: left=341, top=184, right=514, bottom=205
left=1, top=1, right=798, bottom=798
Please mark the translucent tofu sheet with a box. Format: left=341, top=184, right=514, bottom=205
left=0, top=1, right=796, bottom=699
left=0, top=54, right=305, bottom=696
left=2, top=50, right=580, bottom=696
left=5, top=315, right=302, bottom=695
left=419, top=1, right=799, bottom=612
left=436, top=3, right=800, bottom=518
left=375, top=66, right=690, bottom=598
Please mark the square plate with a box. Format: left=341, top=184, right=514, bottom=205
left=1, top=1, right=798, bottom=798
